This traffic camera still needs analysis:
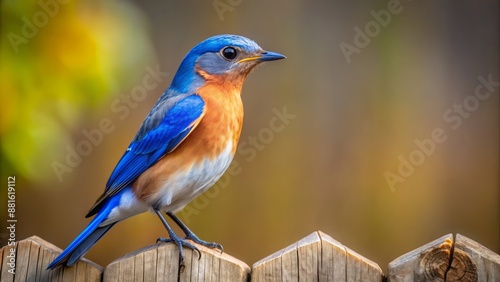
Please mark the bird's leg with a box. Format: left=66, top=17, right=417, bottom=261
left=167, top=212, right=224, bottom=254
left=154, top=209, right=201, bottom=266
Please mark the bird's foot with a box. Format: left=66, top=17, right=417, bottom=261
left=165, top=212, right=224, bottom=254
left=156, top=234, right=201, bottom=266
left=154, top=209, right=202, bottom=268
left=184, top=233, right=224, bottom=254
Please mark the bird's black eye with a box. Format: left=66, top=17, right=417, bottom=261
left=222, top=47, right=237, bottom=60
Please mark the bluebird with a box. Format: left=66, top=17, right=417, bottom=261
left=47, top=34, right=285, bottom=269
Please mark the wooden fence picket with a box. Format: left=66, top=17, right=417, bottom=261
left=251, top=231, right=384, bottom=281
left=1, top=232, right=498, bottom=281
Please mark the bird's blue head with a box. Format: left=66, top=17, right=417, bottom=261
left=169, top=34, right=285, bottom=93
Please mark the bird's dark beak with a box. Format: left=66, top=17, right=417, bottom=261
left=257, top=51, right=286, bottom=62
left=238, top=51, right=286, bottom=63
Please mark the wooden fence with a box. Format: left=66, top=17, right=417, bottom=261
left=1, top=231, right=499, bottom=281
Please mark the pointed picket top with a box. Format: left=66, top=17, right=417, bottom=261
left=4, top=232, right=498, bottom=281
left=0, top=236, right=103, bottom=281
left=103, top=241, right=250, bottom=282
left=388, top=233, right=500, bottom=281
left=252, top=231, right=384, bottom=281
left=388, top=233, right=454, bottom=281
left=452, top=234, right=499, bottom=281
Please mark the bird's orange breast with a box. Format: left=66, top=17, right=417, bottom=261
left=132, top=76, right=244, bottom=205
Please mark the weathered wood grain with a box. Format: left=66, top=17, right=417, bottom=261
left=103, top=241, right=250, bottom=282
left=388, top=233, right=500, bottom=282
left=453, top=234, right=500, bottom=282
left=251, top=231, right=384, bottom=281
left=388, top=233, right=454, bottom=282
left=0, top=236, right=102, bottom=282
left=4, top=232, right=498, bottom=281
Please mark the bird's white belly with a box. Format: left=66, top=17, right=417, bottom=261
left=153, top=142, right=235, bottom=213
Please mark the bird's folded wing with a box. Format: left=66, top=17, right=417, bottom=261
left=86, top=94, right=206, bottom=217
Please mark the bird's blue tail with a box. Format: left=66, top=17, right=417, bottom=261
left=47, top=194, right=121, bottom=269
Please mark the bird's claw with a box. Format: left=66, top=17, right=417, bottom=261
left=156, top=236, right=202, bottom=264
left=184, top=235, right=224, bottom=255
left=156, top=237, right=172, bottom=244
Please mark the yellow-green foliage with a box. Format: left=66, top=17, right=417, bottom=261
left=1, top=1, right=155, bottom=180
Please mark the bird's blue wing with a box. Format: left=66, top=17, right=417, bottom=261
left=86, top=94, right=205, bottom=217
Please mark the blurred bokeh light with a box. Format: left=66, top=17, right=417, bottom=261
left=1, top=0, right=155, bottom=180
left=1, top=0, right=498, bottom=273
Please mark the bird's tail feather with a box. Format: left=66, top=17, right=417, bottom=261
left=47, top=195, right=121, bottom=270
left=66, top=223, right=116, bottom=266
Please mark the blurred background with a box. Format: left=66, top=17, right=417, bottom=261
left=1, top=0, right=498, bottom=272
